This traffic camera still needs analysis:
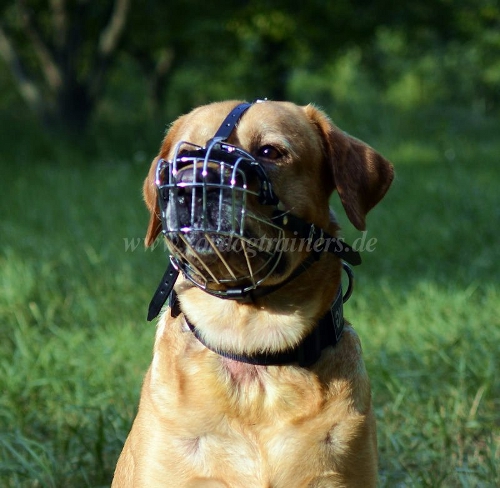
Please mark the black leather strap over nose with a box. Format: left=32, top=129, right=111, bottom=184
left=211, top=102, right=253, bottom=141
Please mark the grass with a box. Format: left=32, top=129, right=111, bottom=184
left=1, top=105, right=499, bottom=487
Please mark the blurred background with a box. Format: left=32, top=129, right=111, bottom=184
left=1, top=0, right=499, bottom=142
left=1, top=1, right=499, bottom=486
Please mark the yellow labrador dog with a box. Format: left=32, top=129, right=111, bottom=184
left=113, top=100, right=393, bottom=487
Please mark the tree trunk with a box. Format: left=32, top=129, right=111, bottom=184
left=0, top=0, right=130, bottom=133
left=57, top=81, right=93, bottom=133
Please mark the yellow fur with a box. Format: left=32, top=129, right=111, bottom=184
left=112, top=100, right=393, bottom=487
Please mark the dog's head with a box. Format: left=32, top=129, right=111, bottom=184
left=143, top=101, right=393, bottom=295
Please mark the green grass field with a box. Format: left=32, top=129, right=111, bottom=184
left=1, top=105, right=498, bottom=487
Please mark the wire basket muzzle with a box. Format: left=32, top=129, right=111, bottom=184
left=155, top=140, right=285, bottom=297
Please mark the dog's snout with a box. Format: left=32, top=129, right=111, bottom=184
left=176, top=165, right=220, bottom=187
left=201, top=167, right=221, bottom=186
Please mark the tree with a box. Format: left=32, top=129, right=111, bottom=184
left=1, top=0, right=497, bottom=133
left=0, top=0, right=244, bottom=129
left=0, top=0, right=130, bottom=131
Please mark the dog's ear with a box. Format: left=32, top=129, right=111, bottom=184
left=304, top=105, right=394, bottom=230
left=143, top=156, right=162, bottom=247
left=143, top=116, right=188, bottom=246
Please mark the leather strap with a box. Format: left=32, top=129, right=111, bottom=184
left=179, top=283, right=344, bottom=367
left=147, top=263, right=179, bottom=321
left=272, top=210, right=361, bottom=266
left=212, top=102, right=253, bottom=140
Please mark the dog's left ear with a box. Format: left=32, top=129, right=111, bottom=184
left=304, top=105, right=394, bottom=230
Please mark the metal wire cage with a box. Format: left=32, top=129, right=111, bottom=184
left=155, top=138, right=285, bottom=297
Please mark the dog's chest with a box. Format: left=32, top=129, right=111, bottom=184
left=175, top=414, right=334, bottom=487
left=144, top=325, right=371, bottom=486
left=176, top=360, right=336, bottom=480
left=220, top=357, right=266, bottom=385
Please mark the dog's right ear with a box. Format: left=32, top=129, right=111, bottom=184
left=143, top=156, right=162, bottom=247
left=143, top=116, right=188, bottom=247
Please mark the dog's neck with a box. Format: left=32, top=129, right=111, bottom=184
left=172, top=260, right=349, bottom=367
left=177, top=287, right=344, bottom=367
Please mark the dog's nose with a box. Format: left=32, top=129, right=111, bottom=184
left=176, top=165, right=220, bottom=187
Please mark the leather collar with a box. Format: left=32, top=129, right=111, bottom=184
left=169, top=265, right=352, bottom=367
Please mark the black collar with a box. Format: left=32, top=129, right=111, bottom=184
left=168, top=265, right=353, bottom=367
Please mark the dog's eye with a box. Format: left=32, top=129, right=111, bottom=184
left=257, top=145, right=282, bottom=160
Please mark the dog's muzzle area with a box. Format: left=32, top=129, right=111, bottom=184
left=155, top=139, right=285, bottom=296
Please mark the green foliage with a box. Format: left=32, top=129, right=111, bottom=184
left=1, top=0, right=499, bottom=128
